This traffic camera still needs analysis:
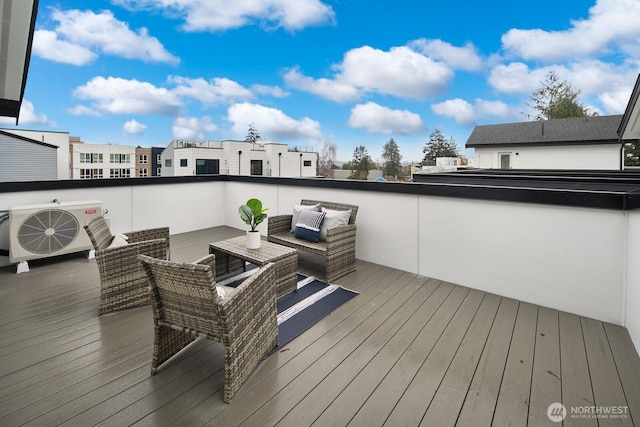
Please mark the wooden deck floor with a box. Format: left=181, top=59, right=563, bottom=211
left=0, top=226, right=638, bottom=426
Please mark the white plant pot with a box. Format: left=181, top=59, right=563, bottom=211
left=246, top=230, right=261, bottom=249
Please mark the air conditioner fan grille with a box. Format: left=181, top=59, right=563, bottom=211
left=17, top=209, right=80, bottom=255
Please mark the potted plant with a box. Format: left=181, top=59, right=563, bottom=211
left=238, top=198, right=268, bottom=249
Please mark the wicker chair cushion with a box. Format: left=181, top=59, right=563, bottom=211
left=320, top=208, right=351, bottom=241
left=291, top=203, right=320, bottom=232
left=108, top=233, right=129, bottom=248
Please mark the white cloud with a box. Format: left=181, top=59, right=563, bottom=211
left=501, top=0, right=640, bottom=61
left=112, top=0, right=335, bottom=32
left=599, top=87, right=633, bottom=114
left=409, top=38, right=482, bottom=71
left=432, top=98, right=514, bottom=126
left=0, top=100, right=50, bottom=126
left=227, top=102, right=322, bottom=140
left=169, top=76, right=254, bottom=104
left=348, top=102, right=424, bottom=134
left=73, top=76, right=183, bottom=115
left=287, top=45, right=453, bottom=102
left=68, top=105, right=103, bottom=116
left=172, top=116, right=218, bottom=139
left=35, top=9, right=179, bottom=65
left=488, top=63, right=563, bottom=94
left=284, top=68, right=361, bottom=103
left=123, top=119, right=147, bottom=135
left=252, top=84, right=289, bottom=98
left=33, top=30, right=97, bottom=65
left=338, top=46, right=453, bottom=99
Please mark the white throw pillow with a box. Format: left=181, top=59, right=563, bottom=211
left=319, top=208, right=351, bottom=241
left=108, top=233, right=129, bottom=248
left=291, top=203, right=320, bottom=232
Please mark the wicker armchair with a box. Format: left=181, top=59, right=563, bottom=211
left=268, top=200, right=358, bottom=282
left=84, top=216, right=169, bottom=314
left=137, top=254, right=278, bottom=403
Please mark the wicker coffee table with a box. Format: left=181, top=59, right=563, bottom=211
left=209, top=236, right=298, bottom=298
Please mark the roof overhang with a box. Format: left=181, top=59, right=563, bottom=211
left=618, top=74, right=640, bottom=141
left=0, top=0, right=39, bottom=124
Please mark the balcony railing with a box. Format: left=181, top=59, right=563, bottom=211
left=0, top=172, right=639, bottom=353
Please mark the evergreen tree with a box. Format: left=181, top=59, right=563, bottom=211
left=422, top=129, right=459, bottom=166
left=245, top=123, right=261, bottom=143
left=349, top=145, right=374, bottom=180
left=381, top=138, right=402, bottom=178
left=527, top=71, right=596, bottom=120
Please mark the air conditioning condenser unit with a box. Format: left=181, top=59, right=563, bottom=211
left=9, top=200, right=105, bottom=263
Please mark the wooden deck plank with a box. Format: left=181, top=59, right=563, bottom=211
left=491, top=302, right=538, bottom=427
left=603, top=323, right=640, bottom=425
left=310, top=278, right=448, bottom=425
left=582, top=317, right=633, bottom=426
left=348, top=285, right=470, bottom=426
left=419, top=293, right=502, bottom=426
left=227, top=270, right=421, bottom=427
left=384, top=288, right=485, bottom=426
left=456, top=297, right=519, bottom=426
left=276, top=275, right=439, bottom=426
left=528, top=306, right=562, bottom=427
left=559, top=311, right=598, bottom=427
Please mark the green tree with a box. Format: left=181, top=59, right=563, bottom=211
left=625, top=142, right=640, bottom=167
left=349, top=145, right=374, bottom=180
left=527, top=71, right=596, bottom=120
left=422, top=129, right=459, bottom=166
left=245, top=123, right=261, bottom=143
left=318, top=138, right=337, bottom=178
left=381, top=138, right=402, bottom=178
left=341, top=161, right=353, bottom=170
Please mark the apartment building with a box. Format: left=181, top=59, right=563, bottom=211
left=160, top=139, right=318, bottom=177
left=70, top=141, right=136, bottom=179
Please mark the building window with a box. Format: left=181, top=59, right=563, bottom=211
left=110, top=153, right=131, bottom=163
left=80, top=169, right=103, bottom=179
left=250, top=160, right=263, bottom=176
left=80, top=153, right=103, bottom=163
left=156, top=167, right=162, bottom=176
left=165, top=159, right=172, bottom=167
left=110, top=168, right=131, bottom=178
left=139, top=168, right=148, bottom=177
left=196, top=159, right=220, bottom=174
left=139, top=154, right=148, bottom=164
left=157, top=154, right=161, bottom=163
left=180, top=159, right=188, bottom=167
left=499, top=153, right=511, bottom=169
left=303, top=160, right=312, bottom=167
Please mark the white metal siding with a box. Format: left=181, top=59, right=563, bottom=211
left=0, top=136, right=57, bottom=182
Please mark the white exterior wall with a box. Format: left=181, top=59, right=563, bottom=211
left=162, top=140, right=317, bottom=177
left=3, top=129, right=70, bottom=179
left=70, top=144, right=136, bottom=179
left=1, top=179, right=637, bottom=352
left=474, top=144, right=621, bottom=169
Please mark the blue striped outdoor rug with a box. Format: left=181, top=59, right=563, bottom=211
left=216, top=265, right=359, bottom=354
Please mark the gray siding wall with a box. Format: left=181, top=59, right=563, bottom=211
left=0, top=135, right=57, bottom=182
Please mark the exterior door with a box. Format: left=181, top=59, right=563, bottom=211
left=499, top=153, right=511, bottom=169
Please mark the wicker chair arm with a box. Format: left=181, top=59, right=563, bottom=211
left=325, top=223, right=357, bottom=245
left=218, top=263, right=277, bottom=346
left=268, top=215, right=293, bottom=235
left=192, top=254, right=216, bottom=274
left=125, top=227, right=170, bottom=244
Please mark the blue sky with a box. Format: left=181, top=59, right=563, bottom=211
left=5, top=0, right=640, bottom=163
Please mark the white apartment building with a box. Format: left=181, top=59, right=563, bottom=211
left=70, top=142, right=136, bottom=179
left=160, top=139, right=318, bottom=177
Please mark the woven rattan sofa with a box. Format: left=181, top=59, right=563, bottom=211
left=84, top=216, right=170, bottom=314
left=268, top=200, right=358, bottom=283
left=138, top=254, right=278, bottom=403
